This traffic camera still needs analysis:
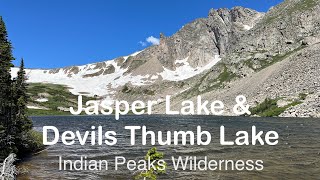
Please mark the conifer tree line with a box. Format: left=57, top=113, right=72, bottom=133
left=0, top=16, right=37, bottom=160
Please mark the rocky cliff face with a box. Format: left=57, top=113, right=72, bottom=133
left=11, top=6, right=263, bottom=97
left=207, top=7, right=264, bottom=56
left=11, top=0, right=320, bottom=117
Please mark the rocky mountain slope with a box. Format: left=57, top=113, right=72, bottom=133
left=11, top=0, right=320, bottom=117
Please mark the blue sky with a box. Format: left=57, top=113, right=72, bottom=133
left=0, top=0, right=283, bottom=68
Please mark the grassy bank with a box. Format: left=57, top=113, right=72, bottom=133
left=27, top=83, right=95, bottom=116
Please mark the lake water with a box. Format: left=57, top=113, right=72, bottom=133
left=18, top=115, right=320, bottom=179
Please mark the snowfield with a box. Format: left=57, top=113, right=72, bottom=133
left=160, top=55, right=221, bottom=81
left=11, top=52, right=221, bottom=97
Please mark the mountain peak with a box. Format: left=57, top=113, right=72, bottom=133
left=10, top=1, right=320, bottom=117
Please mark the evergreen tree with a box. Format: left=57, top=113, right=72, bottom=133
left=0, top=16, right=16, bottom=159
left=0, top=16, right=42, bottom=162
left=14, top=59, right=33, bottom=153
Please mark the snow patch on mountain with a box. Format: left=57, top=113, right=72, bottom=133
left=159, top=55, right=221, bottom=81
left=35, top=98, right=48, bottom=102
left=11, top=60, right=151, bottom=97
left=243, top=25, right=253, bottom=30
left=123, top=50, right=143, bottom=61
left=11, top=52, right=221, bottom=97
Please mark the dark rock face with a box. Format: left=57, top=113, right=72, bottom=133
left=207, top=7, right=264, bottom=56
left=82, top=69, right=104, bottom=78
left=124, top=7, right=263, bottom=71
left=230, top=0, right=320, bottom=55
left=93, top=62, right=107, bottom=70
left=103, top=65, right=116, bottom=75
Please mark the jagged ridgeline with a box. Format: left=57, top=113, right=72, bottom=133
left=10, top=0, right=320, bottom=117
left=0, top=17, right=44, bottom=160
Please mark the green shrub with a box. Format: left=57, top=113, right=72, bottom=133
left=250, top=98, right=277, bottom=115
left=134, top=148, right=166, bottom=180
left=18, top=130, right=45, bottom=156
left=217, top=65, right=237, bottom=83
left=299, top=93, right=308, bottom=100
left=250, top=98, right=302, bottom=117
